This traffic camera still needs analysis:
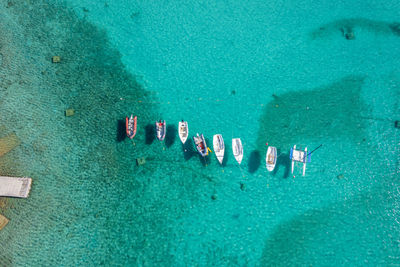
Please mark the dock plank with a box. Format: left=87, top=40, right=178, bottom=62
left=0, top=176, right=32, bottom=198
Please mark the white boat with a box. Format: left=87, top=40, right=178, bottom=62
left=178, top=121, right=189, bottom=144
left=193, top=133, right=208, bottom=157
left=213, top=134, right=225, bottom=164
left=232, top=138, right=243, bottom=164
left=155, top=120, right=166, bottom=141
left=266, top=146, right=277, bottom=171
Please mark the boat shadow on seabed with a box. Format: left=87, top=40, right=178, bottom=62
left=248, top=150, right=261, bottom=173
left=182, top=138, right=210, bottom=166
left=145, top=124, right=155, bottom=144
left=275, top=150, right=291, bottom=178
left=116, top=119, right=126, bottom=142
left=165, top=125, right=177, bottom=148
left=221, top=143, right=229, bottom=167
left=182, top=139, right=196, bottom=160
left=202, top=137, right=212, bottom=166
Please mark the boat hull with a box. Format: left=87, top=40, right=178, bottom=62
left=178, top=121, right=189, bottom=144
left=266, top=146, right=277, bottom=171
left=126, top=115, right=137, bottom=139
left=193, top=134, right=208, bottom=157
left=232, top=138, right=243, bottom=164
left=213, top=134, right=225, bottom=164
left=156, top=120, right=166, bottom=141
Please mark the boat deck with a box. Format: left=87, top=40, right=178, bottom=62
left=292, top=150, right=306, bottom=162
left=0, top=176, right=32, bottom=198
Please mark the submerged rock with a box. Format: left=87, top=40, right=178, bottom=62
left=136, top=157, right=146, bottom=166
left=130, top=12, right=140, bottom=19
left=341, top=26, right=355, bottom=40
left=65, top=108, right=75, bottom=117
left=395, top=120, right=400, bottom=129
left=52, top=56, right=61, bottom=63
left=240, top=182, right=246, bottom=191
left=211, top=194, right=217, bottom=200
left=345, top=31, right=355, bottom=40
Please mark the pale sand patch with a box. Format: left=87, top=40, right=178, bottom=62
left=0, top=132, right=21, bottom=157
left=0, top=213, right=9, bottom=230
left=0, top=198, right=7, bottom=210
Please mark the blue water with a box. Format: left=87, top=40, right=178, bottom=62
left=0, top=0, right=399, bottom=265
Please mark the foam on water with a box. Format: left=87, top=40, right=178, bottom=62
left=0, top=0, right=399, bottom=266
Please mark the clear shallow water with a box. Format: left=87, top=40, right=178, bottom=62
left=0, top=0, right=399, bottom=266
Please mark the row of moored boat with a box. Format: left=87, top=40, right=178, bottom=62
left=126, top=116, right=278, bottom=170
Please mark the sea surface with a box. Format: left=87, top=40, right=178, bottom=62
left=0, top=0, right=399, bottom=266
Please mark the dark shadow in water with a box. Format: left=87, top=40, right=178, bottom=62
left=183, top=139, right=196, bottom=160
left=116, top=119, right=126, bottom=142
left=199, top=154, right=211, bottom=166
left=260, top=188, right=398, bottom=266
left=165, top=125, right=176, bottom=148
left=256, top=76, right=366, bottom=160
left=277, top=152, right=291, bottom=179
left=248, top=150, right=261, bottom=173
left=389, top=22, right=400, bottom=36
left=145, top=124, right=155, bottom=144
left=199, top=137, right=211, bottom=166
left=310, top=18, right=400, bottom=40
left=271, top=148, right=281, bottom=176
left=222, top=143, right=230, bottom=167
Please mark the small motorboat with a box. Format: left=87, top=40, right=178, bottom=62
left=155, top=120, right=166, bottom=141
left=178, top=120, right=189, bottom=144
left=266, top=146, right=277, bottom=171
left=125, top=115, right=137, bottom=139
left=213, top=134, right=225, bottom=164
left=193, top=133, right=208, bottom=157
left=232, top=138, right=243, bottom=164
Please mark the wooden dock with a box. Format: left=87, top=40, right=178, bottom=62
left=0, top=176, right=32, bottom=198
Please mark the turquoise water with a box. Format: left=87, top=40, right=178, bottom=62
left=0, top=0, right=399, bottom=265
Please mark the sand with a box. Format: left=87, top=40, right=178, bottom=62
left=0, top=133, right=21, bottom=157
